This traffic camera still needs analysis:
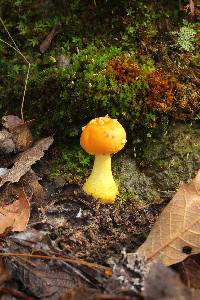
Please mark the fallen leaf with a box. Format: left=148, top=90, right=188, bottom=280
left=0, top=258, right=10, bottom=285
left=0, top=129, right=15, bottom=153
left=0, top=188, right=30, bottom=234
left=178, top=256, right=200, bottom=289
left=2, top=115, right=34, bottom=152
left=12, top=123, right=33, bottom=152
left=182, top=1, right=195, bottom=17
left=135, top=170, right=200, bottom=266
left=2, top=115, right=24, bottom=131
left=0, top=137, right=53, bottom=187
left=39, top=23, right=61, bottom=53
left=2, top=230, right=107, bottom=300
left=5, top=258, right=92, bottom=300
left=23, top=170, right=46, bottom=206
left=143, top=262, right=198, bottom=300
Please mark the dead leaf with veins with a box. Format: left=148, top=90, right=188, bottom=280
left=0, top=188, right=30, bottom=234
left=135, top=170, right=200, bottom=266
left=0, top=137, right=53, bottom=187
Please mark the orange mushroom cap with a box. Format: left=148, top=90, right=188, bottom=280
left=80, top=115, right=126, bottom=155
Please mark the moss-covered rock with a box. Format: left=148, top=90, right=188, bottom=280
left=114, top=155, right=160, bottom=205
left=113, top=122, right=200, bottom=206
left=142, top=122, right=200, bottom=191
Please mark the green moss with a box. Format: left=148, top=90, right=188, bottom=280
left=0, top=0, right=199, bottom=157
left=141, top=123, right=200, bottom=191
left=114, top=154, right=160, bottom=205
left=49, top=144, right=92, bottom=183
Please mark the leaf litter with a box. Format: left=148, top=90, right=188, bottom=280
left=0, top=229, right=108, bottom=300
left=0, top=136, right=53, bottom=187
left=0, top=115, right=33, bottom=153
left=135, top=170, right=200, bottom=266
left=0, top=187, right=30, bottom=234
left=0, top=183, right=165, bottom=299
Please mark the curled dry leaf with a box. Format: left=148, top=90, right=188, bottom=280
left=2, top=115, right=24, bottom=131
left=0, top=188, right=30, bottom=234
left=135, top=170, right=200, bottom=266
left=1, top=115, right=34, bottom=152
left=0, top=137, right=53, bottom=187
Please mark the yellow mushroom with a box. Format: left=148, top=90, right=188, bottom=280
left=80, top=115, right=127, bottom=203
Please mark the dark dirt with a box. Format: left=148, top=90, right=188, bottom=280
left=29, top=177, right=168, bottom=265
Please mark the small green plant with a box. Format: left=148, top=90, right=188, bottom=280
left=194, top=111, right=200, bottom=120
left=50, top=146, right=92, bottom=181
left=176, top=21, right=197, bottom=52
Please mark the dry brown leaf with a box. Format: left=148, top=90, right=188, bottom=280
left=1, top=115, right=34, bottom=152
left=39, top=23, right=61, bottom=53
left=135, top=170, right=200, bottom=266
left=0, top=188, right=30, bottom=234
left=178, top=257, right=200, bottom=289
left=0, top=137, right=53, bottom=187
left=143, top=262, right=198, bottom=300
left=3, top=230, right=106, bottom=300
left=0, top=129, right=15, bottom=153
left=0, top=258, right=10, bottom=285
left=23, top=170, right=46, bottom=205
left=2, top=115, right=24, bottom=131
left=12, top=124, right=33, bottom=152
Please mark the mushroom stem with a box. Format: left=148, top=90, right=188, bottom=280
left=83, top=154, right=118, bottom=203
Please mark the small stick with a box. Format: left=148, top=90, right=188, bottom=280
left=0, top=287, right=35, bottom=300
left=0, top=252, right=112, bottom=274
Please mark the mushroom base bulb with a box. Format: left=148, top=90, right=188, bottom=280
left=83, top=155, right=118, bottom=203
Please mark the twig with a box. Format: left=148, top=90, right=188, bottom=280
left=0, top=17, right=31, bottom=121
left=0, top=287, right=35, bottom=300
left=0, top=252, right=112, bottom=274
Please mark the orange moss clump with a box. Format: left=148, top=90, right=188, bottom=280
left=146, top=68, right=200, bottom=119
left=145, top=69, right=175, bottom=112
left=172, top=83, right=200, bottom=120
left=106, top=56, right=140, bottom=84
